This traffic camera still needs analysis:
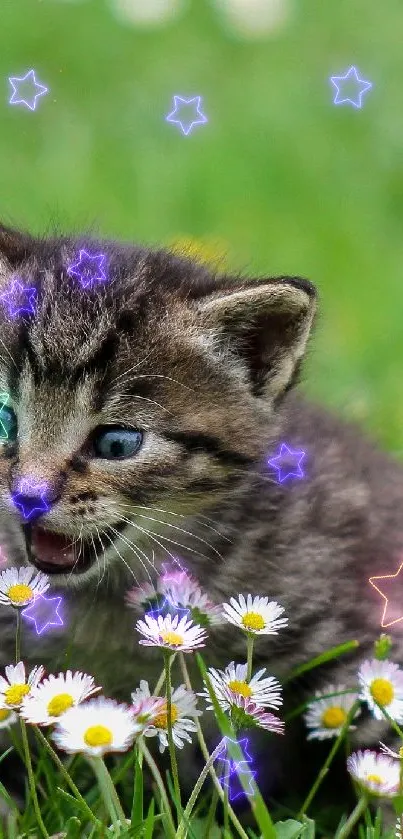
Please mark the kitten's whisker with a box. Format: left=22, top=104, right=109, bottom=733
left=103, top=525, right=145, bottom=586
left=115, top=372, right=197, bottom=395
left=117, top=508, right=226, bottom=563
left=118, top=502, right=233, bottom=543
left=94, top=527, right=108, bottom=588
left=121, top=517, right=217, bottom=566
left=122, top=393, right=174, bottom=416
left=109, top=351, right=159, bottom=386
left=0, top=336, right=18, bottom=371
left=106, top=523, right=156, bottom=583
left=90, top=532, right=102, bottom=589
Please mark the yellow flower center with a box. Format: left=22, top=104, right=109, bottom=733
left=0, top=709, right=11, bottom=722
left=47, top=693, right=74, bottom=717
left=153, top=702, right=178, bottom=730
left=399, top=747, right=403, bottom=758
left=5, top=683, right=30, bottom=706
left=7, top=583, right=33, bottom=605
left=366, top=774, right=383, bottom=785
left=160, top=631, right=184, bottom=647
left=84, top=725, right=113, bottom=748
left=241, top=612, right=265, bottom=632
left=228, top=679, right=252, bottom=698
left=321, top=706, right=347, bottom=729
left=370, top=678, right=394, bottom=707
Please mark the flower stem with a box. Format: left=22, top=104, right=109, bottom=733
left=246, top=634, right=254, bottom=682
left=34, top=726, right=101, bottom=830
left=176, top=738, right=226, bottom=839
left=153, top=653, right=176, bottom=695
left=335, top=795, right=368, bottom=838
left=15, top=609, right=21, bottom=665
left=139, top=740, right=176, bottom=838
left=164, top=651, right=181, bottom=821
left=179, top=653, right=249, bottom=839
left=376, top=702, right=403, bottom=740
left=297, top=699, right=361, bottom=819
left=20, top=718, right=49, bottom=838
left=89, top=756, right=121, bottom=832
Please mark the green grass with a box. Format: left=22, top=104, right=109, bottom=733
left=0, top=0, right=403, bottom=449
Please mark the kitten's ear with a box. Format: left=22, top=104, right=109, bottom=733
left=194, top=276, right=317, bottom=400
left=0, top=223, right=33, bottom=267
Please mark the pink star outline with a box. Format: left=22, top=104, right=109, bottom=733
left=369, top=561, right=403, bottom=628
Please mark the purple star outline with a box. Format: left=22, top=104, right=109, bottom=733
left=22, top=593, right=64, bottom=635
left=330, top=66, right=372, bottom=109
left=9, top=69, right=48, bottom=111
left=267, top=442, right=306, bottom=483
left=67, top=250, right=108, bottom=289
left=219, top=737, right=256, bottom=801
left=12, top=478, right=50, bottom=521
left=0, top=279, right=37, bottom=318
left=0, top=392, right=10, bottom=440
left=145, top=559, right=192, bottom=620
left=166, top=95, right=208, bottom=136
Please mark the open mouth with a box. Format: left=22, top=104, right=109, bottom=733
left=25, top=522, right=127, bottom=576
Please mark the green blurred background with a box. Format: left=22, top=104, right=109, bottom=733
left=1, top=0, right=403, bottom=450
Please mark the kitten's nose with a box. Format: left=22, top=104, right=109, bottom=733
left=10, top=478, right=60, bottom=522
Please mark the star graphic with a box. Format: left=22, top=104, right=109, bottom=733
left=165, top=95, right=208, bottom=136
left=12, top=478, right=50, bottom=521
left=330, top=66, right=372, bottom=109
left=219, top=737, right=256, bottom=801
left=8, top=69, right=48, bottom=111
left=0, top=279, right=37, bottom=318
left=0, top=392, right=11, bottom=440
left=267, top=443, right=306, bottom=483
left=67, top=250, right=108, bottom=289
left=22, top=594, right=64, bottom=635
left=369, top=561, right=403, bottom=628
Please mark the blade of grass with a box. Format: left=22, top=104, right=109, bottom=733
left=283, top=640, right=359, bottom=684
left=196, top=653, right=276, bottom=839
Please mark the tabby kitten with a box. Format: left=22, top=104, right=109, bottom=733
left=0, top=222, right=401, bottom=788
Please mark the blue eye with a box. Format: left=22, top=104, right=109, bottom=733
left=0, top=405, right=17, bottom=442
left=92, top=427, right=143, bottom=460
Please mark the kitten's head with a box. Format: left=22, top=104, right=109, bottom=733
left=0, top=223, right=317, bottom=587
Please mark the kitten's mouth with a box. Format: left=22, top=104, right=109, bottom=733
left=25, top=522, right=127, bottom=576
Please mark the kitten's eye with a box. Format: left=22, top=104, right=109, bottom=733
left=0, top=405, right=17, bottom=442
left=92, top=426, right=143, bottom=460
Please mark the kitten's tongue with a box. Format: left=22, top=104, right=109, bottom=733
left=31, top=526, right=76, bottom=567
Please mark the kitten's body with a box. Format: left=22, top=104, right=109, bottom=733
left=0, top=224, right=400, bottom=776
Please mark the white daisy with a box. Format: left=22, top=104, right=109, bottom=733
left=223, top=690, right=284, bottom=734
left=20, top=670, right=101, bottom=726
left=136, top=613, right=207, bottom=653
left=199, top=662, right=282, bottom=711
left=347, top=750, right=400, bottom=797
left=0, top=706, right=18, bottom=729
left=126, top=583, right=158, bottom=612
left=358, top=659, right=403, bottom=722
left=304, top=685, right=360, bottom=740
left=143, top=684, right=202, bottom=753
left=222, top=594, right=288, bottom=635
left=52, top=696, right=141, bottom=757
left=0, top=662, right=45, bottom=709
left=131, top=680, right=166, bottom=727
left=0, top=566, right=49, bottom=608
left=159, top=568, right=223, bottom=627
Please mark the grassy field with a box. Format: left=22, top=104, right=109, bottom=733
left=1, top=0, right=403, bottom=450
